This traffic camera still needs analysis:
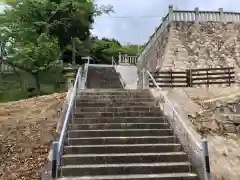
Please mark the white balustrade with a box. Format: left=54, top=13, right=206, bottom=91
left=118, top=53, right=138, bottom=65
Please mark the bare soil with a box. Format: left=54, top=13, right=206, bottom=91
left=0, top=93, right=65, bottom=180
left=167, top=87, right=240, bottom=180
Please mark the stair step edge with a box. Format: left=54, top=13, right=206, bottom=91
left=66, top=136, right=175, bottom=140
left=73, top=116, right=166, bottom=119
left=68, top=123, right=169, bottom=126
left=58, top=173, right=197, bottom=180
left=67, top=129, right=172, bottom=132
left=63, top=152, right=186, bottom=158
left=61, top=162, right=191, bottom=168
left=65, top=143, right=181, bottom=148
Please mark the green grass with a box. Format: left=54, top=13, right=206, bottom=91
left=0, top=70, right=66, bottom=102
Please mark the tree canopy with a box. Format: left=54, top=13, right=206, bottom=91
left=91, top=37, right=143, bottom=64
left=0, top=0, right=142, bottom=96
left=0, top=0, right=114, bottom=91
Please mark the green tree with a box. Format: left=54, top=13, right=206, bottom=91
left=0, top=0, right=113, bottom=93
left=90, top=37, right=142, bottom=64
left=7, top=33, right=60, bottom=92
left=91, top=37, right=122, bottom=63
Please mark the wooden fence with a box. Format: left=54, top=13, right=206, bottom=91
left=149, top=67, right=235, bottom=87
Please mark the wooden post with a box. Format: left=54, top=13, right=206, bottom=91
left=186, top=69, right=190, bottom=87
left=206, top=69, right=209, bottom=87
left=169, top=69, right=173, bottom=88
left=228, top=67, right=231, bottom=86
left=186, top=69, right=192, bottom=87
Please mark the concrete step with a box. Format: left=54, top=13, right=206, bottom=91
left=76, top=98, right=155, bottom=103
left=65, top=136, right=176, bottom=145
left=60, top=162, right=190, bottom=176
left=58, top=173, right=198, bottom=180
left=91, top=85, right=123, bottom=89
left=68, top=123, right=170, bottom=130
left=71, top=117, right=166, bottom=124
left=95, top=80, right=121, bottom=83
left=78, top=91, right=151, bottom=97
left=62, top=152, right=188, bottom=165
left=67, top=129, right=173, bottom=138
left=64, top=143, right=181, bottom=154
left=79, top=89, right=149, bottom=93
left=73, top=111, right=163, bottom=118
left=75, top=101, right=157, bottom=107
left=74, top=106, right=160, bottom=113
left=86, top=66, right=123, bottom=89
left=76, top=94, right=153, bottom=99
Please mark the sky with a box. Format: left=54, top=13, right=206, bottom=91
left=0, top=1, right=240, bottom=45
left=93, top=0, right=240, bottom=45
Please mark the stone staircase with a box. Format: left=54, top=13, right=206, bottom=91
left=57, top=89, right=199, bottom=180
left=86, top=66, right=123, bottom=88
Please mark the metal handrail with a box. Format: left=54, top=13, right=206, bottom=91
left=51, top=67, right=82, bottom=179
left=147, top=70, right=201, bottom=148
left=58, top=67, right=82, bottom=154
left=147, top=70, right=212, bottom=180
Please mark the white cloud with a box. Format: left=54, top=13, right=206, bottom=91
left=93, top=0, right=240, bottom=44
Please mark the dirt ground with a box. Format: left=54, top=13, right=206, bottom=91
left=164, top=86, right=240, bottom=180
left=0, top=93, right=66, bottom=180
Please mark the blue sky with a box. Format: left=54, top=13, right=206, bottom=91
left=93, top=0, right=240, bottom=45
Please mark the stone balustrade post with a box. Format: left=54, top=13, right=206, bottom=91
left=195, top=7, right=199, bottom=23
left=219, top=8, right=224, bottom=22
left=119, top=52, right=122, bottom=64
left=168, top=5, right=174, bottom=22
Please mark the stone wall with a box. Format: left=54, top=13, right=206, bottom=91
left=143, top=23, right=170, bottom=72
left=161, top=21, right=240, bottom=82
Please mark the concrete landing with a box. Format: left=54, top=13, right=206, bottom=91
left=116, top=65, right=138, bottom=89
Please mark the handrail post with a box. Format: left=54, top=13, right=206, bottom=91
left=202, top=138, right=211, bottom=180
left=142, top=68, right=146, bottom=89
left=52, top=141, right=59, bottom=180
left=84, top=57, right=90, bottom=88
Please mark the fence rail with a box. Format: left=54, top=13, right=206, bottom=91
left=149, top=67, right=235, bottom=87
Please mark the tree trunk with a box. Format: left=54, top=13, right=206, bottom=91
left=0, top=57, right=2, bottom=74
left=72, top=38, right=76, bottom=65
left=33, top=73, right=41, bottom=94
left=13, top=67, right=24, bottom=92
